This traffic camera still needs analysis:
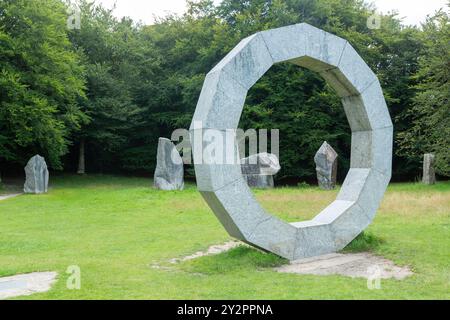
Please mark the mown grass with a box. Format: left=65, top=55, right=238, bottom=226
left=0, top=175, right=449, bottom=299
left=342, top=231, right=384, bottom=253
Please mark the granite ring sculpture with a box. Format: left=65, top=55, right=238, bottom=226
left=189, top=23, right=393, bottom=260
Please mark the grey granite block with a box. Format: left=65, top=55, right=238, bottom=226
left=24, top=155, right=49, bottom=194
left=338, top=168, right=389, bottom=220
left=291, top=220, right=336, bottom=259
left=337, top=168, right=371, bottom=202
left=201, top=178, right=273, bottom=240
left=248, top=216, right=298, bottom=260
left=312, top=200, right=370, bottom=250
left=190, top=69, right=248, bottom=130
left=240, top=152, right=280, bottom=189
left=293, top=24, right=347, bottom=72
left=154, top=138, right=184, bottom=190
left=320, top=43, right=377, bottom=98
left=243, top=174, right=274, bottom=189
left=190, top=128, right=242, bottom=192
left=314, top=141, right=338, bottom=190
left=350, top=126, right=393, bottom=178
left=342, top=79, right=393, bottom=131
left=210, top=33, right=273, bottom=90
left=260, top=23, right=307, bottom=64
left=241, top=153, right=281, bottom=176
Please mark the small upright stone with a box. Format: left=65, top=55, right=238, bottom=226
left=241, top=153, right=281, bottom=189
left=422, top=153, right=436, bottom=185
left=24, top=155, right=49, bottom=194
left=154, top=138, right=184, bottom=190
left=314, top=141, right=338, bottom=190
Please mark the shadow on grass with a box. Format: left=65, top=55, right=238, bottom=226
left=179, top=246, right=287, bottom=275
left=342, top=231, right=385, bottom=253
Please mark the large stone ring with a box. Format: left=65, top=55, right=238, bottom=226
left=189, top=23, right=393, bottom=260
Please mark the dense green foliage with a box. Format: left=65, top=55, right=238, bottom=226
left=68, top=2, right=150, bottom=172
left=397, top=10, right=450, bottom=177
left=0, top=0, right=86, bottom=169
left=0, top=0, right=448, bottom=180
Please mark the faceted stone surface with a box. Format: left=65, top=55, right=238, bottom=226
left=320, top=43, right=378, bottom=98
left=314, top=142, right=338, bottom=190
left=240, top=153, right=280, bottom=189
left=422, top=153, right=436, bottom=185
left=291, top=220, right=336, bottom=259
left=154, top=138, right=184, bottom=190
left=293, top=24, right=348, bottom=73
left=23, top=155, right=49, bottom=194
left=313, top=200, right=370, bottom=251
left=248, top=216, right=298, bottom=260
left=190, top=70, right=247, bottom=131
left=341, top=79, right=393, bottom=131
left=209, top=34, right=273, bottom=91
left=190, top=23, right=393, bottom=260
left=189, top=128, right=242, bottom=192
left=200, top=178, right=272, bottom=240
left=350, top=126, right=393, bottom=178
left=260, top=24, right=307, bottom=64
left=243, top=174, right=274, bottom=189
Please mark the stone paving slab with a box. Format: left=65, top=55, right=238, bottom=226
left=275, top=252, right=413, bottom=279
left=0, top=272, right=57, bottom=299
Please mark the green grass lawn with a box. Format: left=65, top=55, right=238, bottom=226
left=0, top=175, right=449, bottom=299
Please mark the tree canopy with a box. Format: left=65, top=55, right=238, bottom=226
left=0, top=0, right=448, bottom=181
left=0, top=0, right=86, bottom=169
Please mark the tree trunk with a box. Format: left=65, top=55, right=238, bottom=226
left=77, top=138, right=86, bottom=175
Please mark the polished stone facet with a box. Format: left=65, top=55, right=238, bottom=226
left=190, top=23, right=393, bottom=260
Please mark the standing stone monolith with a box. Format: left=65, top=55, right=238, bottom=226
left=24, top=155, right=49, bottom=194
left=314, top=142, right=338, bottom=190
left=154, top=138, right=184, bottom=190
left=422, top=153, right=436, bottom=185
left=241, top=153, right=281, bottom=189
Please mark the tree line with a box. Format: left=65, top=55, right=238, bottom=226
left=0, top=0, right=448, bottom=182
